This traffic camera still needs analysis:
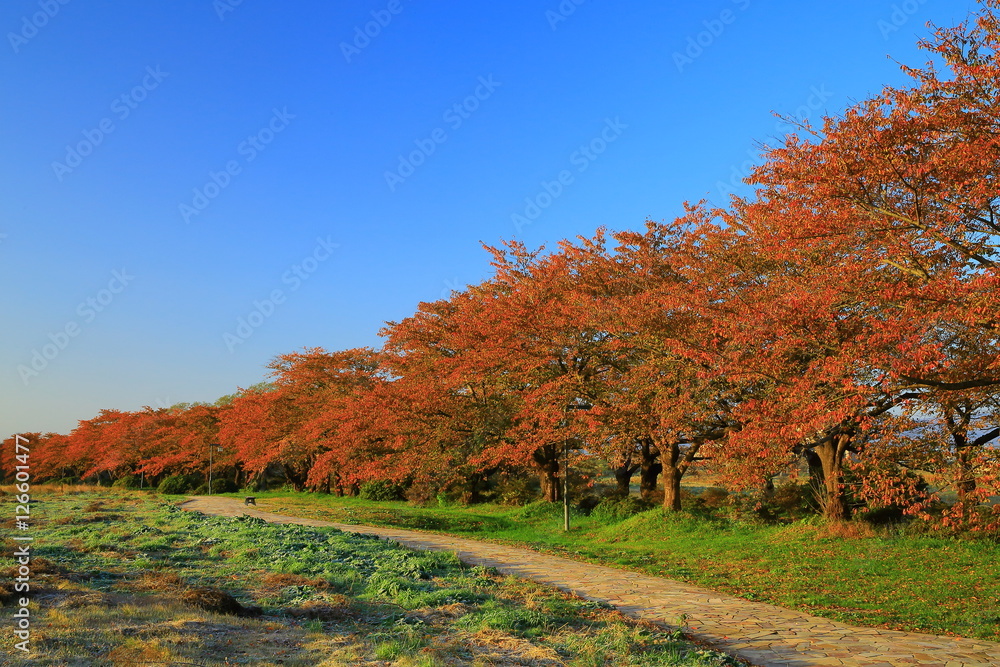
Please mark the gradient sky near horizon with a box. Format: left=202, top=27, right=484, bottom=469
left=1, top=0, right=979, bottom=437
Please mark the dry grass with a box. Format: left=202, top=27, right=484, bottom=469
left=460, top=628, right=565, bottom=665
left=260, top=572, right=332, bottom=589
left=286, top=597, right=357, bottom=622
left=7, top=594, right=333, bottom=666
left=814, top=520, right=878, bottom=540
left=128, top=571, right=187, bottom=593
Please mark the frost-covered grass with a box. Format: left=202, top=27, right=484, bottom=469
left=0, top=488, right=739, bottom=666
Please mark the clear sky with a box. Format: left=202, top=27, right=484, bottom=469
left=1, top=0, right=979, bottom=437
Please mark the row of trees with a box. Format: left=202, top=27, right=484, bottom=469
left=6, top=2, right=1000, bottom=527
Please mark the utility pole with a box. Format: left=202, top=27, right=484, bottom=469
left=563, top=422, right=570, bottom=531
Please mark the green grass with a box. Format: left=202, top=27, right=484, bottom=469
left=0, top=487, right=738, bottom=666
left=240, top=490, right=1000, bottom=641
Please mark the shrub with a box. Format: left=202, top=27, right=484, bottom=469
left=403, top=476, right=441, bottom=506
left=490, top=473, right=540, bottom=506
left=516, top=500, right=565, bottom=520
left=575, top=493, right=603, bottom=514
left=699, top=486, right=730, bottom=508
left=725, top=481, right=818, bottom=524
left=210, top=478, right=238, bottom=494
left=157, top=474, right=198, bottom=495
left=359, top=480, right=406, bottom=502
left=111, top=475, right=141, bottom=489
left=591, top=495, right=654, bottom=524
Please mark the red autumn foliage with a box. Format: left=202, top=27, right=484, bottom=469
left=7, top=2, right=1000, bottom=529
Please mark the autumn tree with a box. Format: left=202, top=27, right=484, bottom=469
left=726, top=1, right=1000, bottom=518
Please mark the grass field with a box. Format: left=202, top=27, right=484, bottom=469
left=0, top=487, right=740, bottom=666
left=236, top=491, right=1000, bottom=641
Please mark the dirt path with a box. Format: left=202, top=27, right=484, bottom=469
left=180, top=495, right=1000, bottom=667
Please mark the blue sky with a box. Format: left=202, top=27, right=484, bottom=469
left=1, top=0, right=979, bottom=436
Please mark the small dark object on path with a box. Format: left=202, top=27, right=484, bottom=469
left=244, top=496, right=256, bottom=506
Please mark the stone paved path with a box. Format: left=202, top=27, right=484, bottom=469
left=180, top=496, right=1000, bottom=667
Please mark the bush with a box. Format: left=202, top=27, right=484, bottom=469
left=699, top=486, right=730, bottom=508
left=403, top=476, right=440, bottom=506
left=157, top=474, right=198, bottom=495
left=517, top=500, right=565, bottom=520
left=112, top=475, right=141, bottom=489
left=210, top=478, right=238, bottom=494
left=359, top=480, right=406, bottom=502
left=490, top=473, right=540, bottom=506
left=575, top=493, right=603, bottom=514
left=591, top=495, right=654, bottom=524
left=725, top=481, right=818, bottom=524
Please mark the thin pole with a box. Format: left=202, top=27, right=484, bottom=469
left=563, top=404, right=570, bottom=532
left=209, top=445, right=214, bottom=495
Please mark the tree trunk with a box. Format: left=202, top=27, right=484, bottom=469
left=467, top=471, right=488, bottom=504
left=612, top=452, right=639, bottom=496
left=639, top=439, right=661, bottom=501
left=533, top=445, right=562, bottom=502
left=955, top=446, right=976, bottom=523
left=613, top=465, right=635, bottom=496
left=811, top=434, right=851, bottom=521
left=955, top=440, right=977, bottom=502
left=946, top=410, right=975, bottom=507
left=662, top=442, right=683, bottom=512
left=282, top=464, right=307, bottom=492
left=762, top=476, right=776, bottom=502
